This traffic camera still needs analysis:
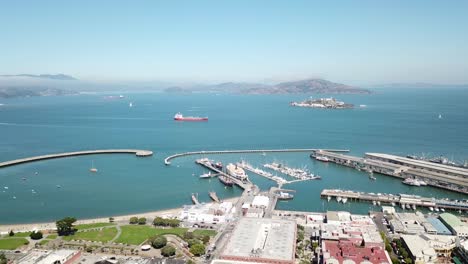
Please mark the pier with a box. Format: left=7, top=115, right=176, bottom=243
left=321, top=189, right=468, bottom=212
left=164, top=148, right=349, bottom=165
left=0, top=149, right=153, bottom=168
left=312, top=150, right=468, bottom=194
left=195, top=159, right=251, bottom=190
left=209, top=191, right=220, bottom=203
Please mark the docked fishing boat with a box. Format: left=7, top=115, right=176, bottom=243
left=278, top=192, right=294, bottom=200
left=429, top=207, right=434, bottom=211
left=342, top=197, right=348, bottom=204
left=369, top=175, right=376, bottom=180
left=315, top=156, right=329, bottom=162
left=402, top=178, right=421, bottom=186
left=327, top=196, right=331, bottom=202
left=218, top=176, right=233, bottom=187
left=336, top=196, right=342, bottom=203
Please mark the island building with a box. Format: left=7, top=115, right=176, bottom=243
left=216, top=217, right=296, bottom=264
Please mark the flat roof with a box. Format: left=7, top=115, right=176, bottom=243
left=439, top=213, right=464, bottom=227
left=365, top=153, right=468, bottom=176
left=221, top=217, right=296, bottom=262
left=426, top=217, right=452, bottom=235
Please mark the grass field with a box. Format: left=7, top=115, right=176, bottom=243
left=193, top=229, right=217, bottom=237
left=38, top=239, right=51, bottom=246
left=115, top=225, right=188, bottom=245
left=62, top=227, right=118, bottom=243
left=0, top=238, right=29, bottom=250
left=13, top=232, right=32, bottom=237
left=75, top=222, right=116, bottom=230
left=46, top=234, right=58, bottom=239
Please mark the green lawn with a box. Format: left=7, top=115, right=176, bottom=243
left=62, top=227, right=118, bottom=243
left=115, top=225, right=188, bottom=245
left=46, top=234, right=58, bottom=239
left=193, top=229, right=217, bottom=237
left=75, top=222, right=116, bottom=230
left=38, top=239, right=51, bottom=245
left=0, top=238, right=29, bottom=250
left=13, top=232, right=32, bottom=237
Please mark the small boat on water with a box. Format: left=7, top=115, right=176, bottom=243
left=369, top=175, right=376, bottom=180
left=441, top=208, right=445, bottom=212
left=90, top=160, right=98, bottom=173
left=174, top=112, right=208, bottom=122
left=191, top=193, right=199, bottom=204
left=377, top=201, right=381, bottom=206
left=327, top=196, right=331, bottom=202
left=406, top=204, right=411, bottom=209
left=391, top=202, right=396, bottom=206
left=56, top=185, right=61, bottom=188
left=342, top=197, right=348, bottom=204
left=373, top=201, right=377, bottom=206
left=336, top=196, right=342, bottom=202
left=434, top=207, right=440, bottom=212
left=429, top=207, right=434, bottom=212
left=199, top=172, right=213, bottom=179
left=401, top=203, right=405, bottom=209
left=412, top=204, right=416, bottom=210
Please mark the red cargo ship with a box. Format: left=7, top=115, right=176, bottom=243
left=174, top=113, right=208, bottom=121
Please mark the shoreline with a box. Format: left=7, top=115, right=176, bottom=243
left=0, top=197, right=239, bottom=234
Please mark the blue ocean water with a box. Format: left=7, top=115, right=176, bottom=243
left=0, top=88, right=467, bottom=224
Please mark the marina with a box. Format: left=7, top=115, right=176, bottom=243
left=264, top=162, right=321, bottom=180
left=321, top=189, right=468, bottom=211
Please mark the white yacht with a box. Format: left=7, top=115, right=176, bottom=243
left=226, top=163, right=248, bottom=181
left=336, top=196, right=342, bottom=202
left=429, top=207, right=434, bottom=211
left=342, top=197, right=348, bottom=204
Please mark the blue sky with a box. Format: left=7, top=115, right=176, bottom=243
left=1, top=0, right=467, bottom=84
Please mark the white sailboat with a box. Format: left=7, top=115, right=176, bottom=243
left=438, top=113, right=442, bottom=119
left=129, top=102, right=133, bottom=108
left=342, top=197, right=348, bottom=204
left=90, top=160, right=98, bottom=173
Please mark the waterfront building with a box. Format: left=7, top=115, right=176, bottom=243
left=179, top=202, right=233, bottom=224
left=401, top=234, right=457, bottom=264
left=439, top=213, right=468, bottom=238
left=18, top=249, right=81, bottom=264
left=218, top=218, right=296, bottom=264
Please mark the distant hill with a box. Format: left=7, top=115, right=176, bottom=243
left=373, top=83, right=468, bottom=89
left=168, top=79, right=369, bottom=94
left=0, top=74, right=77, bottom=81
left=0, top=86, right=77, bottom=98
left=242, top=79, right=371, bottom=94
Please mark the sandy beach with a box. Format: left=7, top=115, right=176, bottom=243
left=0, top=197, right=239, bottom=234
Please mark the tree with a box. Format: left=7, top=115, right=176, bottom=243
left=297, top=231, right=305, bottom=242
left=138, top=217, right=147, bottom=225
left=0, top=253, right=7, bottom=264
left=30, top=231, right=43, bottom=240
left=202, top=235, right=210, bottom=244
left=129, top=217, right=138, bottom=224
left=404, top=257, right=413, bottom=264
left=152, top=236, right=167, bottom=249
left=187, top=239, right=202, bottom=248
left=161, top=245, right=176, bottom=257
left=56, top=217, right=77, bottom=236
left=9, top=230, right=14, bottom=237
left=190, top=243, right=205, bottom=256
left=109, top=217, right=114, bottom=223
left=391, top=256, right=400, bottom=264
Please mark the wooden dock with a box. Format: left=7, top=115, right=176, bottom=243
left=321, top=189, right=468, bottom=211
left=195, top=159, right=251, bottom=190
left=191, top=193, right=200, bottom=205
left=209, top=191, right=220, bottom=203
left=0, top=149, right=153, bottom=168
left=164, top=148, right=349, bottom=165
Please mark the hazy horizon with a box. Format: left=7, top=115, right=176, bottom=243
left=1, top=1, right=468, bottom=85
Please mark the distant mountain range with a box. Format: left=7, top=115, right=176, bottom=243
left=165, top=78, right=371, bottom=94
left=0, top=74, right=77, bottom=80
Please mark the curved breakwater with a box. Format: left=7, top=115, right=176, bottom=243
left=164, top=148, right=350, bottom=165
left=0, top=149, right=153, bottom=168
